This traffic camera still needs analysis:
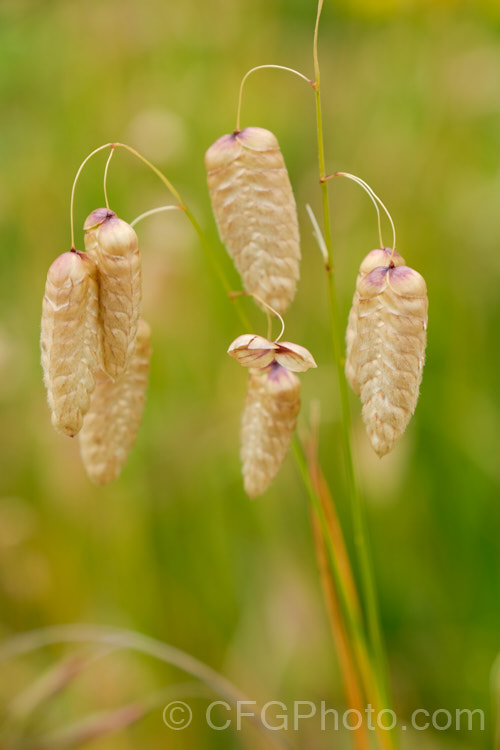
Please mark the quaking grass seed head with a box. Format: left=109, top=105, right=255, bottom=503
left=83, top=210, right=142, bottom=380
left=241, top=363, right=301, bottom=498
left=345, top=247, right=405, bottom=396
left=205, top=127, right=301, bottom=315
left=78, top=318, right=152, bottom=485
left=229, top=330, right=315, bottom=497
left=41, top=250, right=99, bottom=437
left=355, top=263, right=428, bottom=456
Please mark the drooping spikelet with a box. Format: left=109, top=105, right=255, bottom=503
left=241, top=363, right=301, bottom=498
left=205, top=127, right=301, bottom=314
left=345, top=248, right=405, bottom=396
left=355, top=264, right=428, bottom=456
left=40, top=251, right=99, bottom=437
left=83, top=209, right=142, bottom=379
left=78, top=319, right=151, bottom=485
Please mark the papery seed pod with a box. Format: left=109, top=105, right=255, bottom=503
left=355, top=264, right=428, bottom=457
left=205, top=127, right=301, bottom=314
left=228, top=334, right=317, bottom=372
left=78, top=319, right=151, bottom=485
left=274, top=341, right=317, bottom=372
left=228, top=334, right=278, bottom=368
left=83, top=210, right=142, bottom=379
left=345, top=248, right=405, bottom=395
left=241, top=363, right=301, bottom=498
left=40, top=251, right=99, bottom=437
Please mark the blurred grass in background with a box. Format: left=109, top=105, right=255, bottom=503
left=0, top=0, right=499, bottom=747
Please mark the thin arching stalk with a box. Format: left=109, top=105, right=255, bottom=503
left=70, top=143, right=113, bottom=249
left=112, top=143, right=233, bottom=301
left=103, top=147, right=115, bottom=210
left=328, top=171, right=397, bottom=253
left=69, top=142, right=251, bottom=330
left=236, top=64, right=313, bottom=131
left=130, top=205, right=182, bottom=228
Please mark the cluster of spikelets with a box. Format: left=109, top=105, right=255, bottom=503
left=206, top=126, right=317, bottom=497
left=206, top=125, right=429, bottom=488
left=41, top=128, right=428, bottom=491
left=40, top=209, right=150, bottom=485
left=344, top=247, right=428, bottom=457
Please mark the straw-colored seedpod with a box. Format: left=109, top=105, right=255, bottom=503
left=205, top=127, right=300, bottom=314
left=79, top=319, right=151, bottom=485
left=83, top=209, right=142, bottom=380
left=355, top=264, right=428, bottom=456
left=40, top=250, right=99, bottom=437
left=345, top=248, right=405, bottom=396
left=241, top=363, right=301, bottom=498
left=228, top=334, right=317, bottom=372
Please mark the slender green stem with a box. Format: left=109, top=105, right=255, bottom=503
left=312, top=0, right=392, bottom=719
left=293, top=439, right=394, bottom=750
left=112, top=143, right=183, bottom=204
left=293, top=439, right=376, bottom=692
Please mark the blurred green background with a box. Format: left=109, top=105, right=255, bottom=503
left=0, top=0, right=499, bottom=748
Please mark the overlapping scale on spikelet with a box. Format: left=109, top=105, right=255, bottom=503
left=40, top=251, right=99, bottom=436
left=345, top=248, right=405, bottom=396
left=355, top=264, right=428, bottom=456
left=83, top=207, right=115, bottom=259
left=79, top=319, right=151, bottom=485
left=241, top=363, right=301, bottom=498
left=228, top=334, right=317, bottom=372
left=205, top=127, right=300, bottom=314
left=83, top=209, right=142, bottom=379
